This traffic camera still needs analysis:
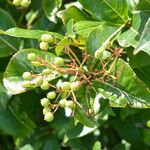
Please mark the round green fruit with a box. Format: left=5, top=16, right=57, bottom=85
left=146, top=120, right=150, bottom=128
left=27, top=53, right=36, bottom=61
left=44, top=112, right=54, bottom=122
left=66, top=100, right=74, bottom=109
left=41, top=81, right=49, bottom=90
left=47, top=92, right=56, bottom=100
left=21, top=0, right=31, bottom=7
left=41, top=34, right=54, bottom=43
left=70, top=81, right=80, bottom=91
left=59, top=99, right=67, bottom=108
left=43, top=107, right=51, bottom=114
left=40, top=98, right=50, bottom=107
left=22, top=81, right=31, bottom=88
left=34, top=76, right=43, bottom=86
left=95, top=49, right=104, bottom=60
left=13, top=0, right=21, bottom=6
left=22, top=72, right=32, bottom=81
left=42, top=68, right=51, bottom=75
left=39, top=42, right=49, bottom=50
left=61, top=82, right=70, bottom=91
left=54, top=57, right=64, bottom=66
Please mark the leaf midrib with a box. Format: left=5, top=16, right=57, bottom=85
left=102, top=0, right=127, bottom=23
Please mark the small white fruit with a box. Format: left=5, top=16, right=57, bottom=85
left=13, top=0, right=21, bottom=6
left=47, top=92, right=56, bottom=100
left=54, top=57, right=64, bottom=66
left=42, top=68, right=51, bottom=75
left=59, top=99, right=67, bottom=108
left=40, top=98, right=50, bottom=107
left=66, top=100, right=74, bottom=109
left=95, top=49, right=104, bottom=60
left=34, top=76, right=43, bottom=86
left=43, top=107, right=51, bottom=114
left=21, top=0, right=31, bottom=7
left=41, top=34, right=54, bottom=43
left=39, top=42, right=49, bottom=50
left=44, top=112, right=54, bottom=122
left=22, top=72, right=32, bottom=81
left=40, top=81, right=49, bottom=90
left=60, top=82, right=70, bottom=91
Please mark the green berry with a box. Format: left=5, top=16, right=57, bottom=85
left=146, top=120, right=150, bottom=128
left=41, top=34, right=54, bottom=43
left=66, top=100, right=74, bottom=109
left=95, top=49, right=104, bottom=60
left=40, top=98, right=50, bottom=107
left=54, top=57, right=64, bottom=66
left=59, top=99, right=67, bottom=108
left=41, top=81, right=49, bottom=90
left=70, top=81, right=80, bottom=91
left=44, top=112, right=54, bottom=122
left=22, top=81, right=31, bottom=88
left=43, top=107, right=51, bottom=114
left=31, top=61, right=41, bottom=67
left=39, top=42, right=49, bottom=50
left=47, top=92, right=56, bottom=100
left=28, top=53, right=36, bottom=61
left=61, top=82, right=70, bottom=91
left=21, top=0, right=31, bottom=7
left=13, top=0, right=21, bottom=6
left=22, top=72, right=32, bottom=81
left=42, top=68, right=51, bottom=75
left=34, top=76, right=43, bottom=86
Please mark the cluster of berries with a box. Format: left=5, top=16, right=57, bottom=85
left=13, top=0, right=31, bottom=7
left=21, top=32, right=81, bottom=122
left=22, top=62, right=80, bottom=122
left=39, top=34, right=55, bottom=51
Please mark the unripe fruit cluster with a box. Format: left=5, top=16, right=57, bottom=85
left=95, top=49, right=104, bottom=60
left=39, top=34, right=54, bottom=51
left=59, top=99, right=74, bottom=109
left=22, top=52, right=82, bottom=123
left=13, top=0, right=31, bottom=7
left=40, top=91, right=56, bottom=122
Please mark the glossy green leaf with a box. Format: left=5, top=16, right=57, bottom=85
left=93, top=77, right=150, bottom=108
left=0, top=73, right=11, bottom=109
left=0, top=92, right=38, bottom=137
left=86, top=25, right=121, bottom=54
left=118, top=12, right=149, bottom=48
left=42, top=0, right=62, bottom=23
left=0, top=9, right=20, bottom=57
left=3, top=49, right=57, bottom=95
left=78, top=0, right=129, bottom=25
left=55, top=38, right=71, bottom=56
left=111, top=59, right=150, bottom=106
left=134, top=18, right=150, bottom=55
left=73, top=21, right=105, bottom=37
left=64, top=121, right=97, bottom=143
left=5, top=27, right=63, bottom=40
left=66, top=19, right=76, bottom=38
left=136, top=0, right=150, bottom=14
left=112, top=116, right=145, bottom=146
left=126, top=0, right=139, bottom=13
left=74, top=106, right=97, bottom=128
left=57, top=6, right=93, bottom=24
left=43, top=135, right=61, bottom=150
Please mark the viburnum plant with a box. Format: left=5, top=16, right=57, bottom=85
left=0, top=0, right=150, bottom=149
